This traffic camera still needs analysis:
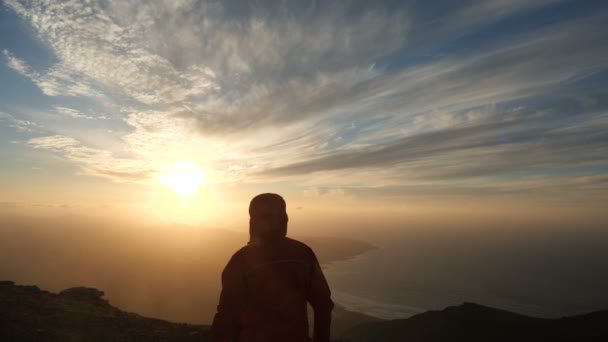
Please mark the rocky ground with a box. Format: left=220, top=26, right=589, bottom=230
left=0, top=281, right=210, bottom=341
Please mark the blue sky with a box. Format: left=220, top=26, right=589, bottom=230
left=1, top=0, right=607, bottom=215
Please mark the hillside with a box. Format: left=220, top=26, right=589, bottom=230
left=341, top=302, right=608, bottom=342
left=4, top=280, right=607, bottom=342
left=0, top=281, right=210, bottom=341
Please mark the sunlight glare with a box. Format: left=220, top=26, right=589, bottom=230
left=158, top=161, right=207, bottom=196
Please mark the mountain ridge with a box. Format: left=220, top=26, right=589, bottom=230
left=3, top=280, right=607, bottom=341
left=341, top=301, right=608, bottom=342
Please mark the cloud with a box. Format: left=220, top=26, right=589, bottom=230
left=4, top=0, right=218, bottom=104
left=257, top=107, right=608, bottom=191
left=0, top=111, right=38, bottom=132
left=3, top=0, right=607, bottom=198
left=245, top=11, right=608, bottom=184
left=28, top=135, right=80, bottom=150
left=3, top=49, right=29, bottom=74
left=423, top=0, right=564, bottom=36
left=27, top=135, right=155, bottom=183
left=3, top=0, right=407, bottom=125
left=3, top=49, right=102, bottom=98
left=54, top=107, right=95, bottom=120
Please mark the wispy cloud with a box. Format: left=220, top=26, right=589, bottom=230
left=27, top=135, right=80, bottom=150
left=258, top=109, right=607, bottom=177
left=54, top=107, right=95, bottom=120
left=27, top=135, right=155, bottom=183
left=0, top=111, right=37, bottom=132
left=2, top=0, right=607, bottom=199
left=3, top=49, right=102, bottom=98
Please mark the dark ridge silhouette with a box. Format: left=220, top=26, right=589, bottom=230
left=0, top=280, right=376, bottom=342
left=328, top=305, right=383, bottom=339
left=340, top=302, right=608, bottom=342
left=3, top=281, right=607, bottom=342
left=0, top=281, right=210, bottom=341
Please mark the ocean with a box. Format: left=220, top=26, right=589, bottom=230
left=322, top=225, right=608, bottom=320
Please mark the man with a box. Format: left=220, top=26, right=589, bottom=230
left=212, top=193, right=334, bottom=342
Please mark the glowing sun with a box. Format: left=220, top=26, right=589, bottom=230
left=158, top=161, right=207, bottom=196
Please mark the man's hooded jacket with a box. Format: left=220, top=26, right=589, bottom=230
left=211, top=193, right=334, bottom=342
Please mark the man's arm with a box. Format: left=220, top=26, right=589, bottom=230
left=212, top=253, right=246, bottom=342
left=307, top=251, right=334, bottom=342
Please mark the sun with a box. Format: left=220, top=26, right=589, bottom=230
left=158, top=161, right=207, bottom=196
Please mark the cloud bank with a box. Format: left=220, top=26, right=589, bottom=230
left=2, top=0, right=607, bottom=201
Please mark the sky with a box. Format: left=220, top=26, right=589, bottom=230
left=1, top=0, right=607, bottom=225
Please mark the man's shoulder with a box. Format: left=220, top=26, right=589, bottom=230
left=235, top=237, right=314, bottom=255
left=232, top=244, right=252, bottom=257
left=283, top=237, right=317, bottom=261
left=284, top=237, right=313, bottom=252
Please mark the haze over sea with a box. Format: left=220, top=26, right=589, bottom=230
left=1, top=207, right=607, bottom=326
left=321, top=216, right=608, bottom=320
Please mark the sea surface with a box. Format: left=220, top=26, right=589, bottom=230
left=322, top=226, right=608, bottom=320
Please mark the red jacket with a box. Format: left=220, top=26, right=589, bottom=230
left=212, top=237, right=334, bottom=342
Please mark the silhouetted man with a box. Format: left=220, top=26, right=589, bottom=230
left=212, top=193, right=334, bottom=342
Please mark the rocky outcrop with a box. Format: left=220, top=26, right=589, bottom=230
left=59, top=287, right=105, bottom=300
left=0, top=281, right=210, bottom=341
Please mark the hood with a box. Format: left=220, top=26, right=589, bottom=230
left=248, top=193, right=288, bottom=244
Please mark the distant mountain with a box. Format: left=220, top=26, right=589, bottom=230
left=0, top=281, right=209, bottom=341
left=340, top=302, right=608, bottom=342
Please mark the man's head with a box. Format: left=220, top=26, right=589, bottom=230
left=249, top=193, right=288, bottom=242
